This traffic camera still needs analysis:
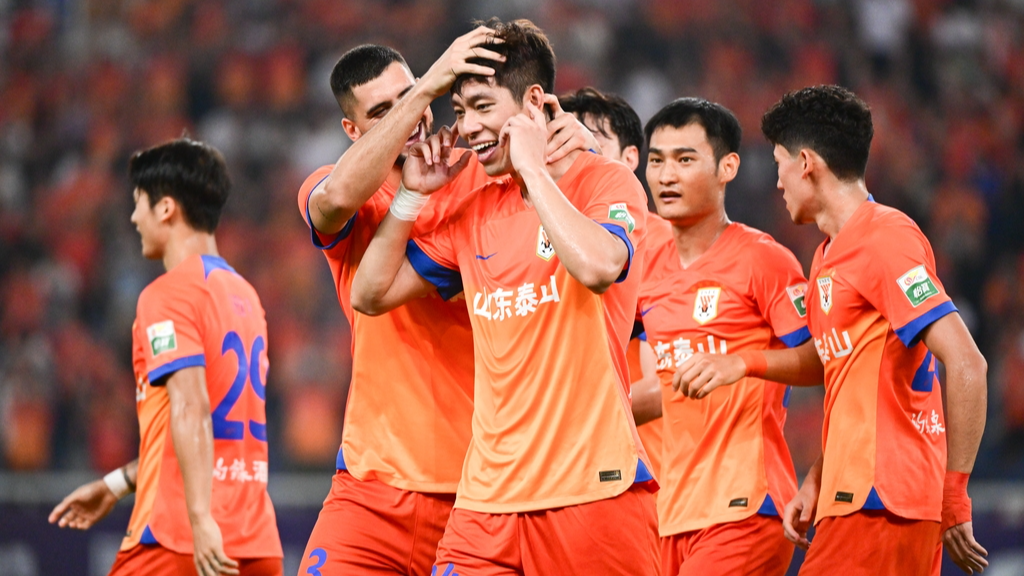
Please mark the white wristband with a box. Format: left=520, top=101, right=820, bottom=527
left=103, top=468, right=132, bottom=500
left=389, top=183, right=429, bottom=222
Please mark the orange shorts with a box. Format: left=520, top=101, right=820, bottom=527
left=108, top=543, right=281, bottom=576
left=799, top=509, right=941, bottom=576
left=661, top=514, right=793, bottom=576
left=433, top=484, right=660, bottom=576
left=297, top=470, right=455, bottom=576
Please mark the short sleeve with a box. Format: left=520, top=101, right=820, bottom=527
left=297, top=166, right=373, bottom=251
left=750, top=238, right=812, bottom=348
left=409, top=208, right=464, bottom=301
left=577, top=161, right=649, bottom=282
left=136, top=284, right=206, bottom=385
left=855, top=222, right=957, bottom=347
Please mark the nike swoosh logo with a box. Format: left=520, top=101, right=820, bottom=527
left=641, top=305, right=657, bottom=316
left=476, top=252, right=497, bottom=260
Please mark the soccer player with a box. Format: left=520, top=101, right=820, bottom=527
left=295, top=30, right=598, bottom=576
left=351, top=18, right=659, bottom=575
left=559, top=86, right=664, bottom=476
left=676, top=85, right=989, bottom=576
left=49, top=138, right=283, bottom=576
left=638, top=98, right=814, bottom=576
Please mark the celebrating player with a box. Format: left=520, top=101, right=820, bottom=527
left=50, top=138, right=283, bottom=576
left=351, top=18, right=660, bottom=575
left=639, top=98, right=815, bottom=576
left=295, top=29, right=598, bottom=576
left=675, top=85, right=989, bottom=576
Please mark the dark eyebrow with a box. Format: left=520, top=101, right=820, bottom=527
left=365, top=85, right=414, bottom=118
left=648, top=146, right=699, bottom=155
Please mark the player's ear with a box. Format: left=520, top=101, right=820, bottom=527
left=622, top=145, right=640, bottom=172
left=798, top=148, right=814, bottom=180
left=341, top=118, right=361, bottom=142
left=523, top=85, right=544, bottom=109
left=154, top=195, right=176, bottom=224
left=718, top=152, right=740, bottom=184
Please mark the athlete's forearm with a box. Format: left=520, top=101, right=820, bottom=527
left=519, top=167, right=627, bottom=293
left=803, top=452, right=823, bottom=490
left=760, top=340, right=824, bottom=386
left=632, top=341, right=663, bottom=425
left=351, top=212, right=425, bottom=315
left=166, top=367, right=216, bottom=523
left=123, top=459, right=139, bottom=488
left=311, top=85, right=436, bottom=234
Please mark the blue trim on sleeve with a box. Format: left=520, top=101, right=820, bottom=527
left=782, top=386, right=792, bottom=408
left=911, top=351, right=936, bottom=392
left=600, top=223, right=634, bottom=283
left=863, top=487, right=886, bottom=510
left=336, top=447, right=347, bottom=471
left=304, top=176, right=355, bottom=250
left=778, top=326, right=812, bottom=348
left=140, top=525, right=159, bottom=545
left=201, top=255, right=237, bottom=279
left=894, top=301, right=958, bottom=347
left=147, top=354, right=206, bottom=385
left=757, top=494, right=779, bottom=516
left=634, top=459, right=654, bottom=483
left=637, top=331, right=647, bottom=342
left=406, top=240, right=463, bottom=300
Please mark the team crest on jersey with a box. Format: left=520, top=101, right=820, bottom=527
left=146, top=320, right=177, bottom=356
left=608, top=202, right=635, bottom=233
left=816, top=275, right=834, bottom=314
left=786, top=283, right=808, bottom=317
left=536, top=225, right=555, bottom=261
left=693, top=287, right=722, bottom=324
left=897, top=265, right=939, bottom=307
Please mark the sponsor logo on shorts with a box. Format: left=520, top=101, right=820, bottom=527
left=897, top=265, right=939, bottom=307
left=599, top=470, right=622, bottom=482
left=834, top=491, right=855, bottom=503
left=146, top=320, right=177, bottom=357
left=729, top=498, right=749, bottom=508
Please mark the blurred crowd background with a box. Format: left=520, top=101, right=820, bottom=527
left=2, top=0, right=1023, bottom=480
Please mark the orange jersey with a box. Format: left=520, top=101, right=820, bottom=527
left=639, top=218, right=809, bottom=536
left=806, top=200, right=955, bottom=523
left=628, top=334, right=664, bottom=480
left=297, top=152, right=488, bottom=493
left=411, top=152, right=653, bottom=513
left=126, top=254, right=281, bottom=558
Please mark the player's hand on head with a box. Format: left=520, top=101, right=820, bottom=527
left=944, top=521, right=988, bottom=574
left=672, top=353, right=745, bottom=399
left=782, top=481, right=818, bottom=550
left=402, top=125, right=471, bottom=194
left=420, top=26, right=505, bottom=98
left=48, top=479, right=120, bottom=530
left=191, top=515, right=240, bottom=576
left=501, top=101, right=548, bottom=175
left=542, top=94, right=601, bottom=164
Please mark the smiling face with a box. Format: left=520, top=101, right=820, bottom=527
left=344, top=61, right=431, bottom=156
left=452, top=78, right=525, bottom=177
left=772, top=143, right=819, bottom=224
left=646, top=123, right=732, bottom=225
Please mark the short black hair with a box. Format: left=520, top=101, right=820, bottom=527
left=330, top=44, right=408, bottom=117
left=559, top=87, right=643, bottom=152
left=644, top=98, right=742, bottom=163
left=452, top=18, right=555, bottom=101
left=761, top=85, right=873, bottom=181
left=129, top=138, right=231, bottom=233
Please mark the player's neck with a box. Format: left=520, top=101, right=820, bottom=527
left=671, top=210, right=730, bottom=268
left=815, top=179, right=870, bottom=239
left=161, top=228, right=220, bottom=272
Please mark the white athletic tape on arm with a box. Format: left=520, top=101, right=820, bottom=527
left=389, top=183, right=429, bottom=221
left=103, top=468, right=132, bottom=500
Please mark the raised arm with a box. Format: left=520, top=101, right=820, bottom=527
left=167, top=366, right=239, bottom=576
left=507, top=100, right=628, bottom=293
left=309, top=27, right=504, bottom=234
left=674, top=339, right=824, bottom=399
left=919, top=312, right=988, bottom=574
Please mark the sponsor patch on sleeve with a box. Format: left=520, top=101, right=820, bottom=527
left=785, top=283, right=808, bottom=317
left=897, top=265, right=939, bottom=307
left=146, top=320, right=178, bottom=356
left=608, top=203, right=635, bottom=233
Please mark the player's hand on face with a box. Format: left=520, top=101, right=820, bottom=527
left=542, top=94, right=601, bottom=164
left=501, top=101, right=549, bottom=176
left=944, top=522, right=988, bottom=574
left=191, top=515, right=240, bottom=576
left=402, top=125, right=472, bottom=194
left=782, top=481, right=818, bottom=550
left=48, top=479, right=120, bottom=530
left=420, top=26, right=505, bottom=98
left=672, top=353, right=746, bottom=398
